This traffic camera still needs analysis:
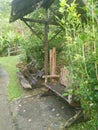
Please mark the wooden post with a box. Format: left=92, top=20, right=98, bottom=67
left=43, top=48, right=58, bottom=83
left=52, top=48, right=56, bottom=75
left=8, top=48, right=10, bottom=56
left=50, top=49, right=52, bottom=75
left=44, top=9, right=49, bottom=80
left=49, top=48, right=56, bottom=82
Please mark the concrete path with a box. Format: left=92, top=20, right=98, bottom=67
left=0, top=65, right=75, bottom=130
left=10, top=89, right=75, bottom=130
left=0, top=65, right=14, bottom=130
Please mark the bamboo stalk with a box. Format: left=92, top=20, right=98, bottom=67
left=82, top=45, right=89, bottom=79
left=91, top=0, right=98, bottom=80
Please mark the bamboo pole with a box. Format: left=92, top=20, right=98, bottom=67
left=91, top=1, right=98, bottom=80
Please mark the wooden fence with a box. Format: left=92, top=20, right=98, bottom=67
left=8, top=46, right=21, bottom=56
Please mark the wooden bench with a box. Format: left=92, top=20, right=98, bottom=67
left=43, top=48, right=82, bottom=127
left=43, top=68, right=82, bottom=128
left=44, top=67, right=80, bottom=106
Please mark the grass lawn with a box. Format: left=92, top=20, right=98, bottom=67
left=0, top=55, right=23, bottom=100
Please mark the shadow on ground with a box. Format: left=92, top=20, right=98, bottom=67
left=10, top=87, right=75, bottom=130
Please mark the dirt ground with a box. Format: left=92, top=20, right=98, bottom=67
left=10, top=87, right=75, bottom=130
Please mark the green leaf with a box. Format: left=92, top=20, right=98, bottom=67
left=62, top=93, right=68, bottom=97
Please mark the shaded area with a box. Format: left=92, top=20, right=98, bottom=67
left=10, top=91, right=75, bottom=130
left=0, top=65, right=76, bottom=130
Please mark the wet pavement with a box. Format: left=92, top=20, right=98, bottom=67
left=10, top=93, right=75, bottom=130
left=0, top=65, right=14, bottom=130
left=0, top=65, right=75, bottom=130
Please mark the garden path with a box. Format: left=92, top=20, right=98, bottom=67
left=0, top=65, right=14, bottom=130
left=0, top=65, right=75, bottom=130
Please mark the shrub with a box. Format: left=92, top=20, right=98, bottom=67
left=58, top=0, right=98, bottom=129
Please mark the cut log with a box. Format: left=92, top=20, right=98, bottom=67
left=20, top=78, right=32, bottom=89
left=22, top=69, right=37, bottom=86
left=17, top=72, right=32, bottom=89
left=17, top=65, right=44, bottom=88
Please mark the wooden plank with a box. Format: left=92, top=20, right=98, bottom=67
left=49, top=48, right=57, bottom=83
left=44, top=83, right=80, bottom=107
left=43, top=75, right=59, bottom=78
left=45, top=84, right=69, bottom=102
left=59, top=68, right=73, bottom=89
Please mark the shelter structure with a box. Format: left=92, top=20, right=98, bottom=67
left=9, top=0, right=90, bottom=127
left=10, top=0, right=87, bottom=76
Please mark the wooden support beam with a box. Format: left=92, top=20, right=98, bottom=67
left=49, top=29, right=62, bottom=42
left=44, top=9, right=49, bottom=76
left=43, top=74, right=59, bottom=84
left=21, top=17, right=58, bottom=25
left=43, top=75, right=59, bottom=78
left=50, top=7, right=59, bottom=17
left=21, top=17, right=46, bottom=24
left=21, top=18, right=42, bottom=41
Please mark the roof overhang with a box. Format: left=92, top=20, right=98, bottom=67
left=9, top=0, right=55, bottom=22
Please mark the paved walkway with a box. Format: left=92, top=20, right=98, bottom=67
left=0, top=65, right=14, bottom=130
left=0, top=65, right=74, bottom=130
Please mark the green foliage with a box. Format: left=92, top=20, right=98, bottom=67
left=20, top=11, right=64, bottom=69
left=0, top=56, right=23, bottom=100
left=0, top=0, right=25, bottom=56
left=0, top=31, right=24, bottom=56
left=0, top=36, right=9, bottom=56
left=20, top=35, right=44, bottom=69
left=58, top=0, right=98, bottom=129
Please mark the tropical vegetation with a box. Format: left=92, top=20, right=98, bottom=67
left=0, top=0, right=98, bottom=129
